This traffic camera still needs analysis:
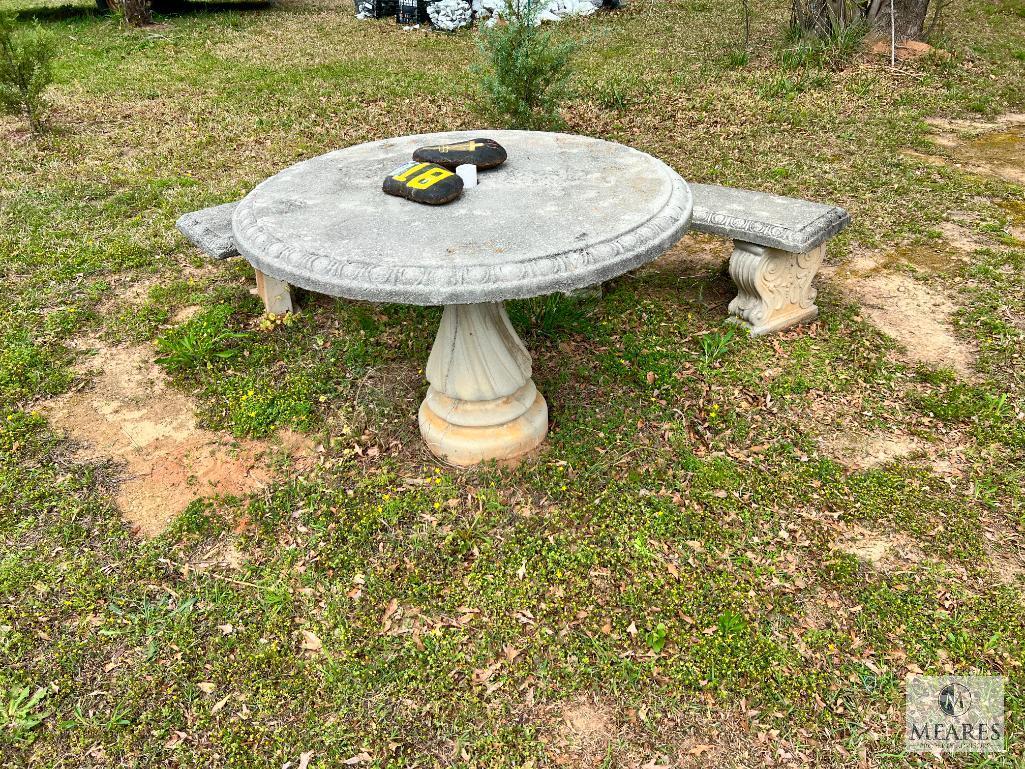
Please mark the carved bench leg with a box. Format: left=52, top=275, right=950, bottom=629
left=254, top=269, right=293, bottom=315
left=727, top=241, right=824, bottom=336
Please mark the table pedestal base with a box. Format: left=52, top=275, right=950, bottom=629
left=419, top=303, right=548, bottom=466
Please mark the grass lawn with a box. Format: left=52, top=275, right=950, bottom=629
left=1, top=0, right=1024, bottom=765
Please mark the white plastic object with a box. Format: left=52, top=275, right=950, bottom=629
left=456, top=164, right=477, bottom=189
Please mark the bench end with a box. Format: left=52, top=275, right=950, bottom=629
left=176, top=201, right=240, bottom=260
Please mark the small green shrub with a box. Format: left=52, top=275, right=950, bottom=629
left=154, top=305, right=245, bottom=374
left=643, top=622, right=668, bottom=653
left=724, top=49, right=751, bottom=68
left=474, top=0, right=575, bottom=130
left=716, top=610, right=747, bottom=636
left=0, top=13, right=54, bottom=132
left=2, top=685, right=49, bottom=746
left=698, top=327, right=737, bottom=366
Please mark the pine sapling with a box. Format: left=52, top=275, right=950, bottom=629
left=0, top=13, right=54, bottom=133
left=474, top=0, right=575, bottom=130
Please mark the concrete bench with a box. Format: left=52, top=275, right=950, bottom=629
left=690, top=184, right=850, bottom=336
left=176, top=202, right=293, bottom=315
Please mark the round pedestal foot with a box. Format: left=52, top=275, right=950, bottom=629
left=420, top=302, right=549, bottom=466
left=419, top=389, right=548, bottom=467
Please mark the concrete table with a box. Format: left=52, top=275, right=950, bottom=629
left=232, top=130, right=692, bottom=465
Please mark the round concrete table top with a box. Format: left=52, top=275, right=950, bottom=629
left=232, top=130, right=692, bottom=305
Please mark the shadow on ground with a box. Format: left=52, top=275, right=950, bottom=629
left=16, top=0, right=273, bottom=22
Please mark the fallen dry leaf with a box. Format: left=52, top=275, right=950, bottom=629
left=301, top=630, right=323, bottom=652
left=380, top=598, right=398, bottom=633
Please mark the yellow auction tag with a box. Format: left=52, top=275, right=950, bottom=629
left=391, top=162, right=429, bottom=182
left=422, top=141, right=483, bottom=153
left=406, top=166, right=454, bottom=189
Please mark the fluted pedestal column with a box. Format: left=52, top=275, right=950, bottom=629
left=419, top=303, right=548, bottom=466
left=727, top=241, right=824, bottom=336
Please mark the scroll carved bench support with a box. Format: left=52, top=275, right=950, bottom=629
left=175, top=201, right=294, bottom=315
left=727, top=241, right=824, bottom=337
left=689, top=184, right=850, bottom=337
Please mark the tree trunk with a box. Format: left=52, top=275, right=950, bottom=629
left=864, top=0, right=931, bottom=40
left=112, top=0, right=152, bottom=25
left=792, top=0, right=933, bottom=40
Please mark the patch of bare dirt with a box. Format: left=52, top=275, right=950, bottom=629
left=558, top=697, right=617, bottom=763
left=810, top=394, right=970, bottom=478
left=832, top=525, right=925, bottom=572
left=639, top=234, right=734, bottom=307
left=119, top=276, right=163, bottom=306
left=829, top=253, right=976, bottom=378
left=535, top=695, right=824, bottom=767
left=817, top=429, right=927, bottom=471
left=798, top=588, right=851, bottom=632
left=935, top=221, right=985, bottom=255
left=830, top=237, right=971, bottom=278
left=650, top=233, right=731, bottom=271
left=925, top=114, right=1025, bottom=186
left=869, top=38, right=946, bottom=61
left=980, top=517, right=1025, bottom=591
left=99, top=265, right=220, bottom=317
left=925, top=113, right=1025, bottom=136
left=172, top=305, right=202, bottom=324
left=43, top=340, right=315, bottom=537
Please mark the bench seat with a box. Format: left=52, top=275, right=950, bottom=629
left=689, top=184, right=850, bottom=336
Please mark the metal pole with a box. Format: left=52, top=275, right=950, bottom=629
left=890, top=0, right=896, bottom=66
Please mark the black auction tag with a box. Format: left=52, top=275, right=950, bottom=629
left=383, top=161, right=464, bottom=205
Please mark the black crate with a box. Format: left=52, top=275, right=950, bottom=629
left=396, top=0, right=427, bottom=24
left=354, top=0, right=399, bottom=18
